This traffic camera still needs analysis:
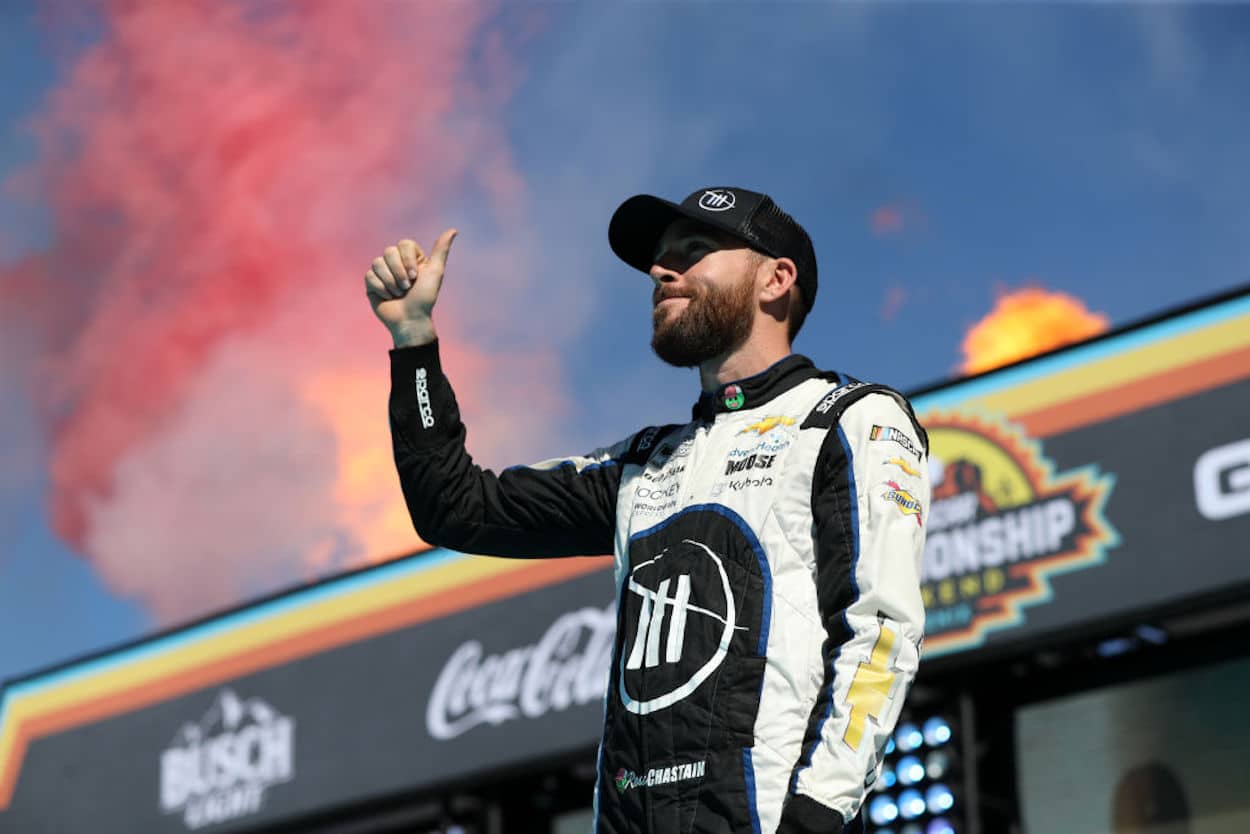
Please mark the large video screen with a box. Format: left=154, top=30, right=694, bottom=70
left=1016, top=657, right=1250, bottom=834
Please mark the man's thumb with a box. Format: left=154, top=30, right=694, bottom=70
left=429, top=228, right=458, bottom=269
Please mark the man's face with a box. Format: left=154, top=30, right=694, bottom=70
left=649, top=219, right=762, bottom=368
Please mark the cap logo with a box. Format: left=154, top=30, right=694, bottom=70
left=698, top=190, right=736, bottom=212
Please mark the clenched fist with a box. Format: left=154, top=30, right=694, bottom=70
left=365, top=229, right=458, bottom=347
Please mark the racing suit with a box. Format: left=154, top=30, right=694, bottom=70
left=390, top=342, right=929, bottom=834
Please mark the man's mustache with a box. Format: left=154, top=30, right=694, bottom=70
left=653, top=288, right=696, bottom=306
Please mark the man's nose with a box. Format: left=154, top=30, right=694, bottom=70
left=650, top=262, right=679, bottom=285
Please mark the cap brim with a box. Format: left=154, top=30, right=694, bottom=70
left=608, top=194, right=745, bottom=275
left=608, top=195, right=685, bottom=275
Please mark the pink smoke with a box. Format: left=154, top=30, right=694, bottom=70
left=870, top=204, right=905, bottom=236
left=879, top=284, right=908, bottom=322
left=1, top=1, right=565, bottom=625
left=869, top=199, right=928, bottom=238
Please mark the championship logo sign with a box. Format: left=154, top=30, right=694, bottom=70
left=920, top=412, right=1119, bottom=657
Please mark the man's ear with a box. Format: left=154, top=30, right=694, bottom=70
left=759, top=256, right=798, bottom=303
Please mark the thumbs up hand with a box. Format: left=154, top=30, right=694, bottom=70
left=365, top=229, right=458, bottom=347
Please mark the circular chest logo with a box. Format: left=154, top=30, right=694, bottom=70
left=620, top=540, right=736, bottom=714
left=618, top=508, right=768, bottom=717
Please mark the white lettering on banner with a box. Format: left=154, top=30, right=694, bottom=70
left=922, top=498, right=1076, bottom=581
left=159, top=690, right=295, bottom=830
left=426, top=604, right=615, bottom=740
left=927, top=494, right=980, bottom=532
left=1194, top=438, right=1250, bottom=521
left=415, top=368, right=435, bottom=429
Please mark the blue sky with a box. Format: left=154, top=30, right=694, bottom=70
left=2, top=2, right=1248, bottom=684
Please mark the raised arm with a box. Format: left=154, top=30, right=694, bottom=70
left=389, top=340, right=628, bottom=557
left=367, top=231, right=623, bottom=558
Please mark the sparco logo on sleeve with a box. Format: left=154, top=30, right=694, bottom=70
left=426, top=604, right=615, bottom=740
left=815, top=382, right=868, bottom=414
left=415, top=368, right=435, bottom=428
left=1194, top=438, right=1250, bottom=521
left=159, top=689, right=295, bottom=830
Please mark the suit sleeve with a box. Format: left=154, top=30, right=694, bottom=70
left=779, top=392, right=929, bottom=833
left=389, top=340, right=628, bottom=557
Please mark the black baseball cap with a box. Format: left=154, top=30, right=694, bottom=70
left=608, top=186, right=818, bottom=311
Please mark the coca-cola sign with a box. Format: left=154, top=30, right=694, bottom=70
left=426, top=604, right=615, bottom=740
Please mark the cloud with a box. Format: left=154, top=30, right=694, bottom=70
left=869, top=200, right=928, bottom=239
left=0, top=313, right=44, bottom=570
left=1134, top=5, right=1198, bottom=93
left=879, top=284, right=909, bottom=322
left=871, top=205, right=906, bottom=237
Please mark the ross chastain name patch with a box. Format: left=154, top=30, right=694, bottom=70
left=615, top=760, right=707, bottom=792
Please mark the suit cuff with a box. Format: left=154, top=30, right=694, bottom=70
left=777, top=793, right=852, bottom=834
left=389, top=339, right=456, bottom=449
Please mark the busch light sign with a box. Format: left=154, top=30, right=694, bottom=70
left=159, top=689, right=295, bottom=830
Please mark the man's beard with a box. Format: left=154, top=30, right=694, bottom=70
left=651, top=277, right=755, bottom=368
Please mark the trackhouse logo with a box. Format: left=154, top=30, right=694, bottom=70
left=698, top=189, right=736, bottom=212
left=918, top=412, right=1119, bottom=657
left=159, top=689, right=294, bottom=830
left=620, top=540, right=743, bottom=715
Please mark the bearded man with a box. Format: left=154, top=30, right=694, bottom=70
left=366, top=187, right=930, bottom=834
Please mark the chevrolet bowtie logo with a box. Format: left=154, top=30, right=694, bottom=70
left=739, top=416, right=796, bottom=436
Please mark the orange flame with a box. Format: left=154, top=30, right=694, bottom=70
left=961, top=287, right=1109, bottom=374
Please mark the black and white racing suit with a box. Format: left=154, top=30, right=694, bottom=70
left=390, top=342, right=929, bottom=834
